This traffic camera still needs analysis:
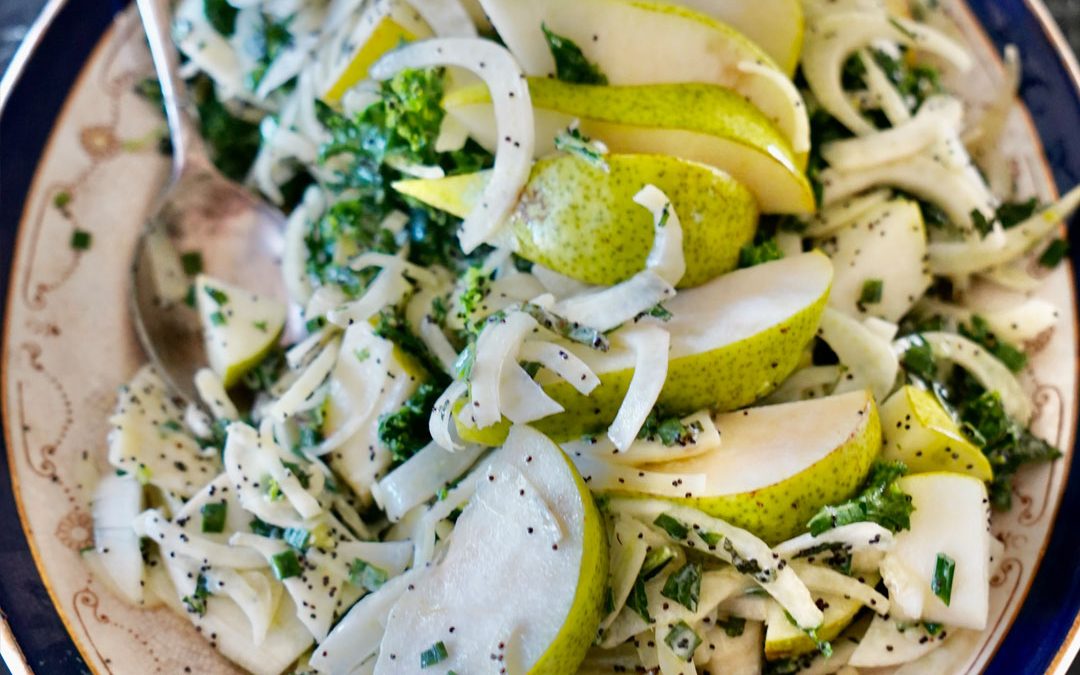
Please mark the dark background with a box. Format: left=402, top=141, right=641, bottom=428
left=0, top=0, right=1079, bottom=674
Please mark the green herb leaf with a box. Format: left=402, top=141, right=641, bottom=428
left=664, top=620, right=702, bottom=662
left=959, top=315, right=1027, bottom=373
left=270, top=550, right=303, bottom=580
left=203, top=0, right=238, bottom=36
left=180, top=251, right=204, bottom=276
left=661, top=562, right=702, bottom=612
left=807, top=461, right=914, bottom=535
left=931, top=552, right=955, bottom=605
left=1039, top=238, right=1069, bottom=268
left=200, top=502, right=227, bottom=534
left=420, top=641, right=449, bottom=668
left=859, top=278, right=884, bottom=305
left=900, top=333, right=937, bottom=382
left=70, top=229, right=92, bottom=251
left=640, top=545, right=676, bottom=581
left=626, top=575, right=651, bottom=622
left=182, top=573, right=212, bottom=615
left=653, top=513, right=689, bottom=540
left=349, top=559, right=389, bottom=592
left=541, top=24, right=608, bottom=85
left=738, top=238, right=783, bottom=268
left=718, top=616, right=746, bottom=637
left=378, top=382, right=443, bottom=465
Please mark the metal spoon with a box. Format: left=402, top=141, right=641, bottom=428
left=130, top=0, right=291, bottom=402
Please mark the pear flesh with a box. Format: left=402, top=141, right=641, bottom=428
left=444, top=78, right=813, bottom=213
left=395, top=153, right=758, bottom=287
left=670, top=0, right=805, bottom=75
left=375, top=425, right=606, bottom=674
left=880, top=385, right=993, bottom=481
left=646, top=389, right=881, bottom=544
left=195, top=274, right=286, bottom=388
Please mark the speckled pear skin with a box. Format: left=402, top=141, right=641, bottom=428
left=512, top=154, right=757, bottom=287
left=677, top=395, right=881, bottom=545
left=529, top=286, right=830, bottom=441
left=528, top=446, right=608, bottom=675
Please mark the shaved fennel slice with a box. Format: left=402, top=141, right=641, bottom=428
left=255, top=419, right=323, bottom=518
left=532, top=263, right=592, bottom=298
left=372, top=39, right=533, bottom=252
left=635, top=184, right=686, bottom=287
left=804, top=188, right=893, bottom=238
left=790, top=561, right=890, bottom=614
left=802, top=10, right=971, bottom=135
left=414, top=461, right=485, bottom=566
left=518, top=340, right=600, bottom=395
left=774, top=522, right=896, bottom=560
left=350, top=251, right=443, bottom=289
left=281, top=185, right=323, bottom=303
left=223, top=423, right=317, bottom=528
left=430, top=380, right=470, bottom=451
left=285, top=326, right=336, bottom=371
left=894, top=331, right=1032, bottom=423
left=419, top=317, right=459, bottom=375
left=326, top=268, right=412, bottom=328
left=90, top=473, right=145, bottom=604
left=410, top=0, right=477, bottom=36
left=822, top=95, right=963, bottom=171
left=203, top=567, right=276, bottom=646
left=570, top=453, right=706, bottom=498
left=762, top=365, right=842, bottom=404
left=916, top=296, right=1059, bottom=344
left=608, top=325, right=671, bottom=451
left=818, top=308, right=898, bottom=402
left=265, top=337, right=340, bottom=421
left=134, top=509, right=266, bottom=569
left=655, top=625, right=693, bottom=675
left=499, top=362, right=565, bottom=423
left=647, top=568, right=752, bottom=629
left=858, top=47, right=911, bottom=126
left=375, top=442, right=485, bottom=521
left=600, top=516, right=651, bottom=632
left=195, top=368, right=239, bottom=420
left=776, top=231, right=803, bottom=258
left=555, top=270, right=676, bottom=333
left=335, top=540, right=414, bottom=578
left=466, top=311, right=538, bottom=428
left=566, top=411, right=719, bottom=467
left=929, top=184, right=1080, bottom=275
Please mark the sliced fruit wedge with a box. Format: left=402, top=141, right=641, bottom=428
left=458, top=252, right=834, bottom=445
left=764, top=572, right=882, bottom=659
left=444, top=78, right=813, bottom=213
left=647, top=389, right=881, bottom=544
left=375, top=425, right=606, bottom=674
left=848, top=614, right=949, bottom=668
left=195, top=274, right=287, bottom=389
left=477, top=0, right=810, bottom=153
left=395, top=153, right=758, bottom=286
left=671, top=0, right=804, bottom=75
left=880, top=385, right=993, bottom=481
left=882, top=473, right=991, bottom=630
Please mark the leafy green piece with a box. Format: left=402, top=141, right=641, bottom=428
left=859, top=279, right=884, bottom=305
left=738, top=238, right=783, bottom=268
left=420, top=641, right=449, bottom=668
left=456, top=265, right=494, bottom=334
left=971, top=208, right=994, bottom=237
left=661, top=562, right=702, bottom=612
left=995, top=198, right=1039, bottom=228
left=653, top=513, right=689, bottom=540
left=1039, top=238, right=1069, bottom=268
left=204, top=0, right=238, bottom=36
left=807, top=461, right=914, bottom=535
left=626, top=575, right=651, bottom=622
left=640, top=545, right=676, bottom=581
left=870, top=49, right=942, bottom=111
left=805, top=106, right=855, bottom=205
left=349, top=559, right=390, bottom=592
left=637, top=409, right=699, bottom=446
left=249, top=516, right=284, bottom=539
left=182, top=573, right=212, bottom=615
left=70, top=229, right=92, bottom=251
left=192, top=77, right=261, bottom=181
left=959, top=315, right=1027, bottom=373
left=931, top=552, right=955, bottom=605
left=717, top=616, right=746, bottom=637
left=553, top=125, right=609, bottom=170
left=372, top=307, right=448, bottom=383
left=270, top=550, right=303, bottom=580
left=541, top=24, right=608, bottom=85
left=959, top=391, right=1061, bottom=509
left=181, top=251, right=204, bottom=276
left=200, top=502, right=227, bottom=534
left=517, top=303, right=610, bottom=351
left=900, top=333, right=937, bottom=382
left=664, top=621, right=702, bottom=662
left=378, top=382, right=443, bottom=464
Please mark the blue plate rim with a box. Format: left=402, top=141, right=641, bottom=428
left=0, top=1, right=1079, bottom=673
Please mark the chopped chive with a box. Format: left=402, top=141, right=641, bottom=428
left=354, top=347, right=371, bottom=362
left=283, top=527, right=309, bottom=551
left=54, top=190, right=72, bottom=210
left=252, top=320, right=269, bottom=332
left=698, top=530, right=722, bottom=547
left=200, top=502, right=227, bottom=534
left=70, top=229, right=92, bottom=251
left=664, top=620, right=702, bottom=662
left=931, top=552, right=955, bottom=605
left=923, top=621, right=943, bottom=636
left=653, top=513, right=688, bottom=540
left=181, top=251, right=204, bottom=275
left=420, top=641, right=448, bottom=668
left=626, top=575, right=651, bottom=622
left=1038, top=238, right=1069, bottom=268
left=305, top=316, right=326, bottom=333
left=270, top=549, right=302, bottom=580
left=159, top=419, right=183, bottom=433
left=184, top=284, right=196, bottom=308
left=859, top=278, right=884, bottom=305
left=349, top=559, right=389, bottom=592
left=204, top=286, right=229, bottom=305
left=718, top=616, right=746, bottom=637
left=210, top=311, right=227, bottom=326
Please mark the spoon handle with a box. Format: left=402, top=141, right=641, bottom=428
left=135, top=0, right=210, bottom=179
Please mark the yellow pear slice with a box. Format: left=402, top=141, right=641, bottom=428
left=880, top=386, right=993, bottom=481
left=444, top=78, right=813, bottom=213
left=476, top=0, right=810, bottom=152
left=194, top=275, right=286, bottom=389
left=764, top=572, right=882, bottom=658
left=645, top=389, right=881, bottom=544
left=376, top=425, right=606, bottom=673
left=671, top=0, right=805, bottom=75
left=458, top=252, right=834, bottom=446
left=395, top=153, right=758, bottom=287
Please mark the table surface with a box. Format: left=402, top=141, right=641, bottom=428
left=1, top=1, right=1079, bottom=674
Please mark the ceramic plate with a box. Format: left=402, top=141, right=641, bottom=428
left=2, top=0, right=1079, bottom=672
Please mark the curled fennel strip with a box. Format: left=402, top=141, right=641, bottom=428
left=133, top=509, right=266, bottom=569
left=554, top=271, right=676, bottom=333
left=371, top=38, right=534, bottom=252
left=608, top=325, right=671, bottom=451
left=817, top=308, right=898, bottom=402
left=465, top=310, right=538, bottom=429
left=915, top=296, right=1059, bottom=344
left=518, top=340, right=601, bottom=395
left=634, top=184, right=686, bottom=287
left=373, top=442, right=485, bottom=521
left=565, top=410, right=719, bottom=466
left=894, top=331, right=1033, bottom=423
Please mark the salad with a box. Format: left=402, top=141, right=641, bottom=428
left=87, top=0, right=1080, bottom=673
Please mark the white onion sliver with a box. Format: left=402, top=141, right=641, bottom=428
left=518, top=340, right=600, bottom=395
left=607, top=325, right=670, bottom=452
left=371, top=38, right=534, bottom=252
left=634, top=184, right=685, bottom=287
left=555, top=270, right=675, bottom=333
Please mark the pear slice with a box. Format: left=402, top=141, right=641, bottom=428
left=458, top=252, right=834, bottom=446
left=848, top=614, right=948, bottom=668
left=646, top=389, right=881, bottom=544
left=195, top=275, right=286, bottom=388
left=443, top=79, right=813, bottom=213
left=375, top=425, right=606, bottom=674
left=880, top=386, right=993, bottom=481
left=670, top=0, right=805, bottom=76
left=883, top=473, right=991, bottom=630
left=764, top=572, right=882, bottom=659
left=816, top=199, right=931, bottom=322
left=395, top=153, right=758, bottom=287
left=476, top=0, right=810, bottom=152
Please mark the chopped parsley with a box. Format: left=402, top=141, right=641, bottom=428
left=653, top=513, right=689, bottom=540
left=420, top=641, right=449, bottom=668
left=378, top=382, right=443, bottom=465
left=192, top=76, right=262, bottom=181
left=959, top=315, right=1027, bottom=373
left=738, top=238, right=784, bottom=268
left=349, top=559, right=389, bottom=592
left=637, top=409, right=699, bottom=446
left=181, top=573, right=212, bottom=616
left=717, top=616, right=746, bottom=637
left=541, top=24, right=608, bottom=85
left=1039, top=238, right=1069, bottom=268
left=931, top=552, right=955, bottom=605
left=626, top=576, right=651, bottom=622
left=199, top=502, right=227, bottom=534
left=899, top=333, right=937, bottom=382
left=54, top=190, right=72, bottom=216
left=203, top=0, right=238, bottom=36
left=807, top=461, right=914, bottom=535
left=661, top=562, right=702, bottom=612
left=373, top=308, right=448, bottom=384
left=664, top=621, right=702, bottom=662
left=70, top=229, right=92, bottom=251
